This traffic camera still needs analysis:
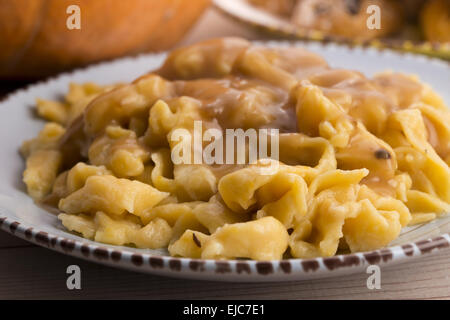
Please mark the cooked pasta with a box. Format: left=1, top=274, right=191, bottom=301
left=21, top=38, right=450, bottom=260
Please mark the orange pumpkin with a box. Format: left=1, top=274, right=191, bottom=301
left=0, top=0, right=210, bottom=79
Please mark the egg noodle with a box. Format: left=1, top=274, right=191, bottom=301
left=21, top=38, right=450, bottom=260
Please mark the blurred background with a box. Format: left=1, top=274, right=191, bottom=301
left=0, top=0, right=448, bottom=97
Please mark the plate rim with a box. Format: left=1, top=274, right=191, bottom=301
left=1, top=41, right=449, bottom=281
left=1, top=214, right=449, bottom=281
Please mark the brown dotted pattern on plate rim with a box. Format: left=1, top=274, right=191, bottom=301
left=236, top=262, right=251, bottom=274
left=81, top=244, right=90, bottom=257
left=0, top=215, right=449, bottom=276
left=111, top=251, right=122, bottom=261
left=50, top=237, right=57, bottom=247
left=35, top=231, right=50, bottom=246
left=169, top=259, right=182, bottom=271
left=363, top=251, right=382, bottom=265
left=24, top=227, right=33, bottom=239
left=401, top=244, right=415, bottom=256
left=93, top=247, right=109, bottom=260
left=149, top=257, right=164, bottom=268
left=131, top=254, right=144, bottom=266
left=323, top=254, right=360, bottom=271
left=189, top=260, right=205, bottom=272
left=256, top=262, right=274, bottom=275
left=302, top=260, right=320, bottom=272
left=215, top=261, right=232, bottom=273
left=280, top=261, right=292, bottom=273
left=60, top=239, right=75, bottom=252
left=416, top=236, right=450, bottom=254
left=9, top=221, right=19, bottom=233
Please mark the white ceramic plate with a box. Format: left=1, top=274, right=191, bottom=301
left=0, top=41, right=449, bottom=282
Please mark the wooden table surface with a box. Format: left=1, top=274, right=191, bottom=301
left=0, top=7, right=449, bottom=300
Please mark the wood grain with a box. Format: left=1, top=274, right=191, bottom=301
left=0, top=230, right=449, bottom=299
left=0, top=8, right=449, bottom=300
left=0, top=229, right=34, bottom=249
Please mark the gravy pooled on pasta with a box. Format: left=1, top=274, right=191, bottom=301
left=21, top=38, right=450, bottom=260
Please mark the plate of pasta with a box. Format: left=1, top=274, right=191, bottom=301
left=0, top=38, right=449, bottom=281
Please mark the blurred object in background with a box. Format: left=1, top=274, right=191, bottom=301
left=421, top=0, right=450, bottom=43
left=220, top=0, right=450, bottom=60
left=404, top=0, right=427, bottom=22
left=0, top=0, right=210, bottom=79
left=247, top=0, right=296, bottom=17
left=289, top=0, right=404, bottom=41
